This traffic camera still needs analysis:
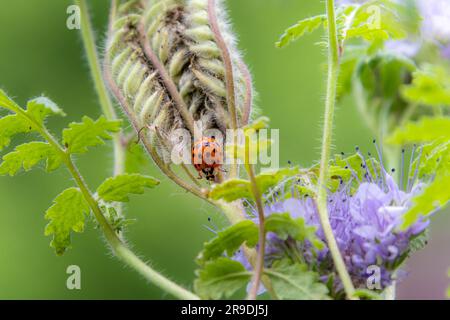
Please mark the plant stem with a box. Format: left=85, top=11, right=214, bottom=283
left=75, top=0, right=126, bottom=176
left=216, top=200, right=278, bottom=299
left=245, top=162, right=266, bottom=300
left=207, top=0, right=239, bottom=178
left=64, top=157, right=199, bottom=300
left=316, top=0, right=356, bottom=300
left=76, top=0, right=117, bottom=121
left=7, top=102, right=199, bottom=300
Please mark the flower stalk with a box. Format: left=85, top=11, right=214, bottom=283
left=316, top=0, right=356, bottom=300
left=245, top=163, right=266, bottom=300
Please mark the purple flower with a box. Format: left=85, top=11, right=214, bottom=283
left=385, top=39, right=421, bottom=58
left=417, top=0, right=450, bottom=42
left=235, top=150, right=431, bottom=293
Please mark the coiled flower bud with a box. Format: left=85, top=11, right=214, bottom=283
left=105, top=0, right=253, bottom=169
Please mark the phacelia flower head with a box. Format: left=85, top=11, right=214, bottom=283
left=236, top=145, right=431, bottom=295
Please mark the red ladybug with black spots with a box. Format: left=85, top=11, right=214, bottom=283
left=192, top=136, right=223, bottom=181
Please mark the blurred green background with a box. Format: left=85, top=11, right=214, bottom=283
left=0, top=0, right=448, bottom=299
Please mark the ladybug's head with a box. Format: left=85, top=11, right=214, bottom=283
left=203, top=167, right=216, bottom=181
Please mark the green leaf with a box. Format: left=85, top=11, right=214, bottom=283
left=341, top=1, right=407, bottom=43
left=0, top=89, right=20, bottom=111
left=400, top=174, right=450, bottom=230
left=0, top=115, right=30, bottom=151
left=410, top=141, right=450, bottom=180
left=311, top=153, right=381, bottom=192
left=197, top=220, right=259, bottom=265
left=265, top=213, right=324, bottom=250
left=26, top=97, right=66, bottom=124
left=276, top=15, right=326, bottom=48
left=209, top=168, right=300, bottom=202
left=243, top=116, right=270, bottom=133
left=0, top=96, right=65, bottom=151
left=256, top=167, right=300, bottom=196
left=98, top=204, right=136, bottom=233
left=387, top=117, right=450, bottom=145
left=194, top=258, right=252, bottom=300
left=408, top=229, right=429, bottom=254
left=63, top=116, right=121, bottom=154
left=209, top=179, right=252, bottom=202
left=44, top=188, right=90, bottom=255
left=352, top=289, right=382, bottom=300
left=401, top=65, right=450, bottom=107
left=97, top=173, right=160, bottom=202
left=0, top=142, right=62, bottom=176
left=265, top=261, right=329, bottom=300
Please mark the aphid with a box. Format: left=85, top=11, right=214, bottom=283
left=192, top=136, right=223, bottom=181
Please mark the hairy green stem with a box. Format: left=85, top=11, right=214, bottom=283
left=215, top=200, right=278, bottom=299
left=75, top=0, right=117, bottom=121
left=207, top=0, right=239, bottom=178
left=64, top=156, right=199, bottom=300
left=316, top=0, right=356, bottom=300
left=4, top=100, right=199, bottom=300
left=245, top=158, right=265, bottom=299
left=69, top=0, right=199, bottom=299
left=75, top=0, right=125, bottom=177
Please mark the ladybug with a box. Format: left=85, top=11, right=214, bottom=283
left=192, top=136, right=223, bottom=181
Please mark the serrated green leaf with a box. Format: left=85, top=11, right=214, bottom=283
left=209, top=168, right=300, bottom=202
left=276, top=15, right=326, bottom=48
left=226, top=138, right=273, bottom=163
left=0, top=115, right=30, bottom=151
left=0, top=142, right=62, bottom=176
left=26, top=97, right=65, bottom=123
left=400, top=173, right=450, bottom=230
left=341, top=1, right=406, bottom=43
left=44, top=188, right=90, bottom=255
left=264, top=261, right=329, bottom=300
left=410, top=141, right=450, bottom=180
left=401, top=65, right=450, bottom=107
left=409, top=229, right=429, bottom=254
left=0, top=95, right=65, bottom=150
left=387, top=117, right=450, bottom=145
left=197, top=220, right=259, bottom=265
left=265, top=213, right=324, bottom=250
left=63, top=116, right=121, bottom=154
left=256, top=167, right=300, bottom=196
left=311, top=153, right=381, bottom=192
left=194, top=258, right=252, bottom=300
left=0, top=89, right=20, bottom=111
left=97, top=173, right=160, bottom=202
left=209, top=179, right=252, bottom=202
